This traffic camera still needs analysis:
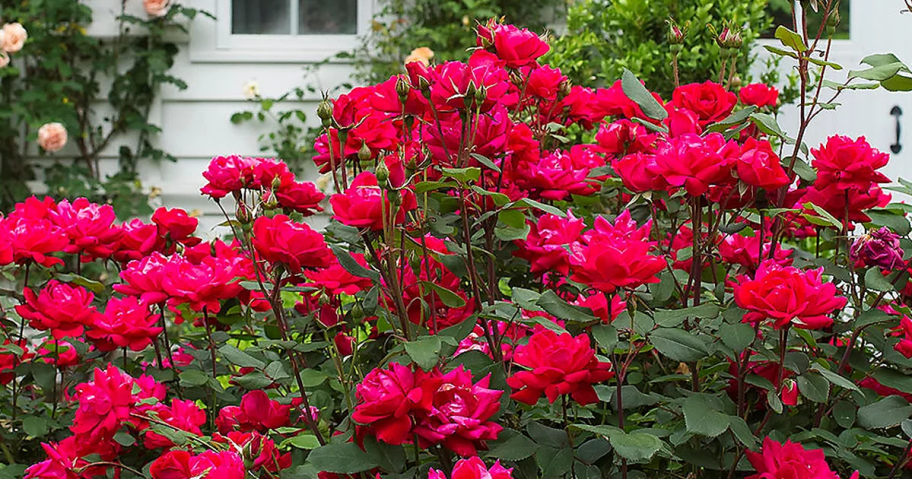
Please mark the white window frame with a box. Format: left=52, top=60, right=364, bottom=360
left=200, top=0, right=373, bottom=62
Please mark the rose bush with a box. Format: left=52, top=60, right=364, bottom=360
left=5, top=5, right=912, bottom=479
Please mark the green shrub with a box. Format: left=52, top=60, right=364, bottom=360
left=549, top=0, right=771, bottom=97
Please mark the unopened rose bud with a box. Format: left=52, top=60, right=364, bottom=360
left=465, top=81, right=478, bottom=108
left=375, top=160, right=390, bottom=184
left=731, top=76, right=742, bottom=88
left=474, top=84, right=487, bottom=104
left=271, top=175, right=283, bottom=191
left=264, top=192, right=279, bottom=210
left=666, top=20, right=686, bottom=45
left=826, top=10, right=840, bottom=36
left=351, top=303, right=364, bottom=320
left=406, top=158, right=418, bottom=176
left=396, top=76, right=410, bottom=102
left=388, top=189, right=401, bottom=205
left=317, top=99, right=333, bottom=127
left=357, top=141, right=372, bottom=161
left=236, top=203, right=252, bottom=224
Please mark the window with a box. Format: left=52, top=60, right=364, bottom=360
left=761, top=0, right=850, bottom=40
left=211, top=0, right=372, bottom=58
left=231, top=0, right=359, bottom=36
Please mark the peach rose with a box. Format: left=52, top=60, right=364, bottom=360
left=143, top=0, right=171, bottom=18
left=37, top=123, right=68, bottom=153
left=0, top=52, right=8, bottom=69
left=404, top=47, right=434, bottom=67
left=1, top=23, right=27, bottom=54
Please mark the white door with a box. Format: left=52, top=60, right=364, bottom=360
left=755, top=0, right=912, bottom=183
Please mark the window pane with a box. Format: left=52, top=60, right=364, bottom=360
left=299, top=0, right=358, bottom=35
left=233, top=0, right=291, bottom=35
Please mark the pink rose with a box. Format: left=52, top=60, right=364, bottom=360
left=1, top=23, right=27, bottom=53
left=37, top=122, right=67, bottom=152
left=144, top=0, right=172, bottom=18
left=0, top=52, right=9, bottom=68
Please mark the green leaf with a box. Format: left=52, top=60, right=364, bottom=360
left=513, top=198, right=566, bottom=217
left=22, top=416, right=48, bottom=438
left=234, top=371, right=274, bottom=389
left=331, top=246, right=380, bottom=282
left=470, top=153, right=501, bottom=173
left=858, top=396, right=912, bottom=429
left=809, top=364, right=860, bottom=393
left=418, top=281, right=466, bottom=308
left=808, top=57, right=843, bottom=70
left=307, top=443, right=379, bottom=474
left=592, top=324, right=618, bottom=353
left=682, top=395, right=730, bottom=438
left=440, top=167, right=481, bottom=183
left=728, top=417, right=759, bottom=450
left=864, top=267, right=894, bottom=292
left=621, top=69, right=668, bottom=121
left=862, top=53, right=910, bottom=69
left=284, top=434, right=321, bottom=450
left=485, top=429, right=539, bottom=461
left=536, top=290, right=598, bottom=322
left=775, top=26, right=807, bottom=52
left=219, top=345, right=265, bottom=369
left=849, top=63, right=905, bottom=82
left=298, top=369, right=329, bottom=387
left=649, top=328, right=709, bottom=362
left=720, top=322, right=756, bottom=353
left=767, top=389, right=784, bottom=414
left=797, top=373, right=830, bottom=403
left=856, top=308, right=895, bottom=329
left=802, top=202, right=843, bottom=229
left=706, top=106, right=757, bottom=131
left=498, top=209, right=527, bottom=229
left=834, top=401, right=857, bottom=428
left=438, top=317, right=479, bottom=343
left=873, top=368, right=912, bottom=394
left=179, top=369, right=210, bottom=387
left=572, top=425, right=663, bottom=462
left=404, top=336, right=442, bottom=370
left=362, top=437, right=407, bottom=473
left=763, top=45, right=798, bottom=59
left=54, top=273, right=105, bottom=294
left=653, top=304, right=720, bottom=328
left=750, top=112, right=786, bottom=138
left=609, top=431, right=664, bottom=462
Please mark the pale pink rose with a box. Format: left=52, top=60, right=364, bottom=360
left=1, top=23, right=27, bottom=54
left=37, top=123, right=68, bottom=153
left=143, top=0, right=171, bottom=18
left=0, top=52, right=8, bottom=69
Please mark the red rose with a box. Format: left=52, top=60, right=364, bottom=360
left=746, top=437, right=855, bottom=479
left=330, top=172, right=417, bottom=231
left=352, top=363, right=440, bottom=445
left=413, top=366, right=503, bottom=456
left=489, top=24, right=550, bottom=68
left=614, top=152, right=668, bottom=193
left=16, top=280, right=100, bottom=339
left=650, top=132, right=739, bottom=196
left=737, top=137, right=790, bottom=190
left=594, top=119, right=656, bottom=157
left=113, top=219, right=164, bottom=263
left=524, top=65, right=566, bottom=100
left=734, top=261, right=847, bottom=330
left=152, top=207, right=200, bottom=245
left=3, top=216, right=69, bottom=268
left=49, top=198, right=123, bottom=261
left=252, top=214, right=334, bottom=274
left=200, top=155, right=257, bottom=198
left=569, top=210, right=666, bottom=293
left=671, top=81, right=737, bottom=126
left=87, top=296, right=162, bottom=352
left=150, top=450, right=193, bottom=479
left=739, top=83, right=779, bottom=108
left=275, top=180, right=325, bottom=216
left=429, top=51, right=513, bottom=113
left=514, top=211, right=585, bottom=276
left=811, top=135, right=890, bottom=190
left=507, top=329, right=614, bottom=405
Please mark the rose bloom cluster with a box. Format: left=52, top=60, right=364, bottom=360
left=13, top=19, right=897, bottom=479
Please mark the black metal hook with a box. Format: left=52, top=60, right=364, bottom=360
left=891, top=106, right=903, bottom=154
